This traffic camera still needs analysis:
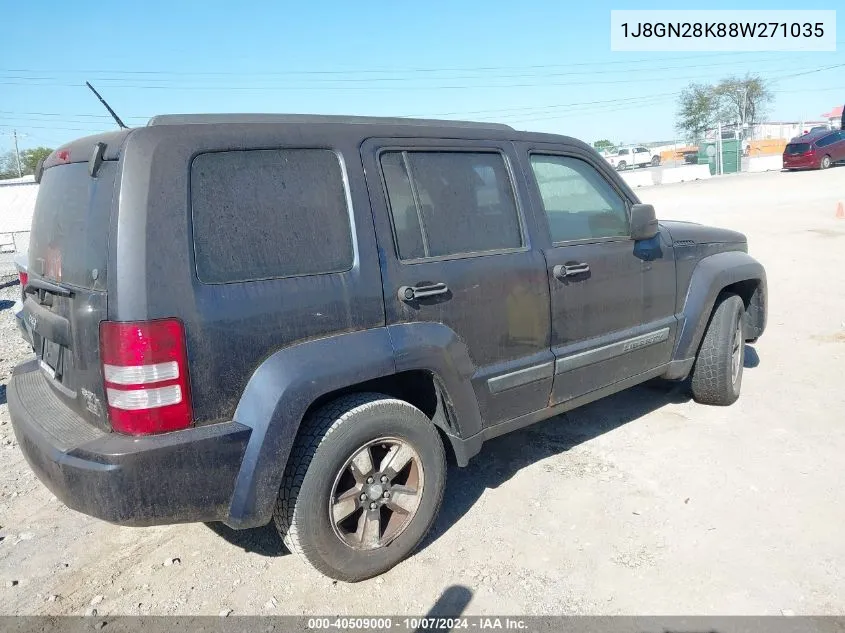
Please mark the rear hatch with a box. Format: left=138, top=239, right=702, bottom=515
left=23, top=138, right=124, bottom=431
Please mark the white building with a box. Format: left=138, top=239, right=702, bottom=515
left=0, top=175, right=37, bottom=256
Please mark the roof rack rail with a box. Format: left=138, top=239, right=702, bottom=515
left=146, top=113, right=513, bottom=130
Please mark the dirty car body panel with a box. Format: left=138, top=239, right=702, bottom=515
left=8, top=115, right=767, bottom=529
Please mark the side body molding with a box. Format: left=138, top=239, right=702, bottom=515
left=226, top=322, right=482, bottom=528
left=669, top=250, right=767, bottom=374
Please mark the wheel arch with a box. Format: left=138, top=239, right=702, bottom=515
left=299, top=369, right=463, bottom=465
left=225, top=324, right=482, bottom=528
left=667, top=251, right=767, bottom=378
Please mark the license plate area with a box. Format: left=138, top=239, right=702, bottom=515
left=40, top=338, right=63, bottom=380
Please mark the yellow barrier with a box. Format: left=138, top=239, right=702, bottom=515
left=654, top=140, right=788, bottom=163
left=748, top=139, right=787, bottom=156
left=659, top=147, right=696, bottom=163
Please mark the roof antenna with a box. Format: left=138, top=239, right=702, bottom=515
left=85, top=81, right=127, bottom=129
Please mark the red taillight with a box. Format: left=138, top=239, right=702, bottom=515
left=18, top=271, right=28, bottom=288
left=99, top=319, right=193, bottom=435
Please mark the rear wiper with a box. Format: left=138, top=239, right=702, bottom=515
left=25, top=277, right=72, bottom=297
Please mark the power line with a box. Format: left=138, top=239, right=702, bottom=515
left=405, top=65, right=845, bottom=118
left=2, top=63, right=841, bottom=136
left=4, top=65, right=837, bottom=91
left=0, top=49, right=817, bottom=77
left=0, top=110, right=147, bottom=120
left=0, top=55, right=813, bottom=84
left=2, top=84, right=840, bottom=132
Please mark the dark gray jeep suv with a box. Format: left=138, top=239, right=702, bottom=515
left=9, top=114, right=766, bottom=581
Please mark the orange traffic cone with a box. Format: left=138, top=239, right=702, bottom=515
left=837, top=202, right=845, bottom=219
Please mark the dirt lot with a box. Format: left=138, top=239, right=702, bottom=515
left=1, top=169, right=844, bottom=616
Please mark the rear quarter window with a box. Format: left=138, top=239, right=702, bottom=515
left=190, top=149, right=354, bottom=284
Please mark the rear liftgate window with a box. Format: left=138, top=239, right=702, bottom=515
left=28, top=161, right=117, bottom=290
left=191, top=149, right=354, bottom=283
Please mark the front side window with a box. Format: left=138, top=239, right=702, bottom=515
left=380, top=151, right=523, bottom=260
left=191, top=149, right=354, bottom=283
left=530, top=154, right=629, bottom=243
left=618, top=149, right=630, bottom=155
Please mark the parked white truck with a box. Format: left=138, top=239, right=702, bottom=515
left=603, top=146, right=661, bottom=170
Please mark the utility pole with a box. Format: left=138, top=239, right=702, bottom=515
left=13, top=130, right=22, bottom=178
left=717, top=121, right=723, bottom=176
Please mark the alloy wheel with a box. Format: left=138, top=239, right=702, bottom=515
left=329, top=437, right=424, bottom=550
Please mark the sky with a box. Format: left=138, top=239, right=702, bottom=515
left=1, top=0, right=843, bottom=152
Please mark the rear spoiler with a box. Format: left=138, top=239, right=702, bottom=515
left=38, top=129, right=133, bottom=178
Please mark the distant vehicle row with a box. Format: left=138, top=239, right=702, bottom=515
left=601, top=146, right=660, bottom=170
left=783, top=129, right=845, bottom=170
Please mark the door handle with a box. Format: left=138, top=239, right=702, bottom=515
left=398, top=283, right=449, bottom=302
left=553, top=263, right=591, bottom=279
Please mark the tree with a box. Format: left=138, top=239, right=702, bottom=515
left=676, top=83, right=720, bottom=142
left=0, top=146, right=53, bottom=179
left=593, top=139, right=615, bottom=152
left=714, top=75, right=773, bottom=130
left=676, top=75, right=773, bottom=142
left=0, top=151, right=19, bottom=180
left=20, top=147, right=53, bottom=176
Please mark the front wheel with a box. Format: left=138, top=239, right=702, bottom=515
left=820, top=155, right=832, bottom=169
left=690, top=294, right=746, bottom=406
left=651, top=155, right=661, bottom=167
left=274, top=393, right=446, bottom=581
left=616, top=161, right=627, bottom=171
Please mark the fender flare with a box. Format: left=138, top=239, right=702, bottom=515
left=671, top=250, right=767, bottom=368
left=225, top=323, right=481, bottom=528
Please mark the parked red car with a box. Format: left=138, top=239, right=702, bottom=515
left=783, top=130, right=845, bottom=170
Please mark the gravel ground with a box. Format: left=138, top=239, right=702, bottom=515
left=0, top=169, right=844, bottom=617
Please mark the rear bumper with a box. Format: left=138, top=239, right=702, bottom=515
left=8, top=359, right=251, bottom=526
left=783, top=155, right=818, bottom=169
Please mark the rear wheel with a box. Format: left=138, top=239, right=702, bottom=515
left=690, top=294, right=745, bottom=406
left=820, top=155, right=832, bottom=169
left=651, top=155, right=661, bottom=167
left=274, top=393, right=446, bottom=581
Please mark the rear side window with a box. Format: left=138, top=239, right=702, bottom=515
left=29, top=161, right=117, bottom=290
left=816, top=134, right=837, bottom=148
left=380, top=151, right=523, bottom=260
left=191, top=149, right=354, bottom=283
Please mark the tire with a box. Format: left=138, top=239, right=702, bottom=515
left=616, top=161, right=627, bottom=171
left=690, top=294, right=745, bottom=406
left=651, top=155, right=661, bottom=167
left=820, top=155, right=831, bottom=170
left=274, top=392, right=446, bottom=581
